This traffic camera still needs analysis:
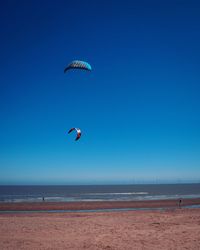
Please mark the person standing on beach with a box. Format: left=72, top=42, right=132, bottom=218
left=178, top=199, right=182, bottom=208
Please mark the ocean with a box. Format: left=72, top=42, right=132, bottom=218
left=0, top=184, right=200, bottom=203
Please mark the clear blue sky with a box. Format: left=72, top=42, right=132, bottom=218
left=0, top=0, right=200, bottom=184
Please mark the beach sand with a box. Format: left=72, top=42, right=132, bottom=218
left=0, top=198, right=200, bottom=211
left=0, top=200, right=200, bottom=249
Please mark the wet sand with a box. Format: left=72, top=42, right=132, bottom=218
left=0, top=198, right=200, bottom=211
left=0, top=208, right=200, bottom=249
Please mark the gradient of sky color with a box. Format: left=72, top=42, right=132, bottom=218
left=0, top=0, right=200, bottom=184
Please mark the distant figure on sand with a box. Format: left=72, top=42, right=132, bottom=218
left=178, top=198, right=182, bottom=208
left=42, top=197, right=45, bottom=202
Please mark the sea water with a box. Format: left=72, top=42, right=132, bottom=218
left=0, top=184, right=200, bottom=203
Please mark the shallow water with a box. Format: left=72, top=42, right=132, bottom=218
left=1, top=184, right=200, bottom=202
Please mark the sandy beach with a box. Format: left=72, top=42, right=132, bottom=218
left=1, top=198, right=200, bottom=211
left=0, top=200, right=200, bottom=249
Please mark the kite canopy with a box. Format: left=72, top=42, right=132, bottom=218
left=68, top=127, right=81, bottom=141
left=64, top=60, right=92, bottom=73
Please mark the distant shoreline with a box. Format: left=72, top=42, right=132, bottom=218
left=1, top=198, right=200, bottom=212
